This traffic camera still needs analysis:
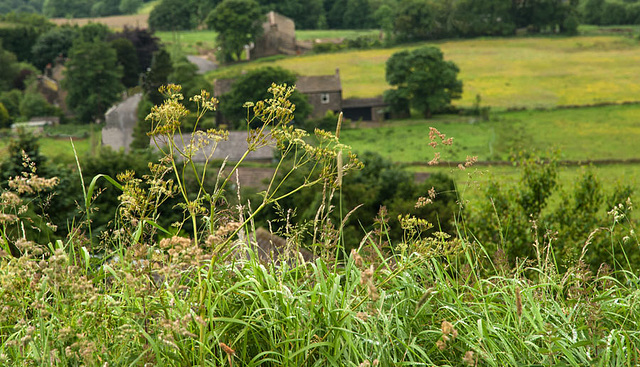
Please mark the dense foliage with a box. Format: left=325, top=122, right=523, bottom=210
left=205, top=0, right=263, bottom=62
left=0, top=0, right=146, bottom=17
left=384, top=46, right=463, bottom=118
left=62, top=36, right=124, bottom=123
left=0, top=85, right=638, bottom=365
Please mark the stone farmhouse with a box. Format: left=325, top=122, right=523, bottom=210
left=213, top=69, right=387, bottom=124
left=102, top=93, right=143, bottom=153
left=249, top=11, right=312, bottom=60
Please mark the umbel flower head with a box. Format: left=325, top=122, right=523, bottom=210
left=146, top=84, right=190, bottom=136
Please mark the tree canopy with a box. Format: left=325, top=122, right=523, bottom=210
left=148, top=0, right=196, bottom=31
left=62, top=38, right=123, bottom=123
left=206, top=0, right=263, bottom=62
left=384, top=46, right=462, bottom=118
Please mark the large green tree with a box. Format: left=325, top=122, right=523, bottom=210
left=30, top=26, right=77, bottom=71
left=0, top=42, right=20, bottom=92
left=148, top=0, right=196, bottom=31
left=219, top=66, right=311, bottom=129
left=206, top=0, right=263, bottom=62
left=453, top=0, right=515, bottom=37
left=109, top=27, right=160, bottom=72
left=392, top=0, right=435, bottom=41
left=110, top=37, right=140, bottom=88
left=384, top=46, right=462, bottom=118
left=63, top=39, right=124, bottom=123
left=143, top=48, right=173, bottom=106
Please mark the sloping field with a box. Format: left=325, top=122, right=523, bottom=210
left=208, top=35, right=640, bottom=109
left=50, top=13, right=148, bottom=29
left=340, top=104, right=640, bottom=163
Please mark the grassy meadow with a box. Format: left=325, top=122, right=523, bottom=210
left=206, top=35, right=640, bottom=109
left=340, top=104, right=640, bottom=163
left=156, top=30, right=218, bottom=57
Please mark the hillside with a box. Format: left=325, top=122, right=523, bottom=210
left=207, top=35, right=640, bottom=109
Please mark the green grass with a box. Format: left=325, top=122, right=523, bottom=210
left=207, top=35, right=640, bottom=108
left=340, top=104, right=640, bottom=163
left=0, top=127, right=100, bottom=165
left=155, top=29, right=380, bottom=57
left=136, top=0, right=159, bottom=14
left=156, top=30, right=218, bottom=56
left=296, top=29, right=380, bottom=41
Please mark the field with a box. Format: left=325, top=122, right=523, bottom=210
left=156, top=30, right=218, bottom=57
left=154, top=29, right=380, bottom=57
left=50, top=13, right=149, bottom=29
left=340, top=104, right=640, bottom=163
left=207, top=35, right=640, bottom=109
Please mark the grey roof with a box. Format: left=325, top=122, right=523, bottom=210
left=186, top=55, right=217, bottom=74
left=296, top=73, right=341, bottom=94
left=152, top=130, right=275, bottom=163
left=341, top=96, right=386, bottom=108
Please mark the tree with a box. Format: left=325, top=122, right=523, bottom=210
left=110, top=37, right=140, bottom=88
left=343, top=0, right=375, bottom=29
left=0, top=102, right=9, bottom=128
left=109, top=27, right=160, bottom=72
left=258, top=0, right=325, bottom=29
left=30, top=26, right=77, bottom=71
left=384, top=46, right=462, bottom=118
left=143, top=49, right=173, bottom=106
left=0, top=42, right=19, bottom=92
left=148, top=0, right=196, bottom=31
left=119, top=0, right=142, bottom=14
left=43, top=0, right=93, bottom=17
left=219, top=66, right=311, bottom=129
left=77, top=22, right=112, bottom=42
left=392, top=0, right=435, bottom=41
left=453, top=0, right=515, bottom=37
left=0, top=89, right=22, bottom=119
left=206, top=0, right=263, bottom=62
left=63, top=39, right=124, bottom=123
left=19, top=92, right=57, bottom=119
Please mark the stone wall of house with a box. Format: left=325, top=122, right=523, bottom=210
left=307, top=91, right=342, bottom=118
left=101, top=93, right=142, bottom=153
left=253, top=11, right=297, bottom=59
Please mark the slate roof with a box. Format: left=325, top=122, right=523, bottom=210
left=341, top=96, right=386, bottom=108
left=153, top=130, right=275, bottom=163
left=296, top=73, right=341, bottom=94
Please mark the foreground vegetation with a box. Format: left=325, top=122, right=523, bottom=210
left=0, top=85, right=638, bottom=365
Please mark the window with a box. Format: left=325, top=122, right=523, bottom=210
left=321, top=93, right=330, bottom=104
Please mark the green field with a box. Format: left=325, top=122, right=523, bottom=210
left=136, top=0, right=159, bottom=14
left=340, top=104, right=640, bottom=163
left=206, top=35, right=640, bottom=109
left=155, top=29, right=380, bottom=58
left=156, top=30, right=218, bottom=56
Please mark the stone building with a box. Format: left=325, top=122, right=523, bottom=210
left=101, top=93, right=142, bottom=153
left=297, top=69, right=342, bottom=119
left=251, top=11, right=298, bottom=59
left=213, top=69, right=344, bottom=123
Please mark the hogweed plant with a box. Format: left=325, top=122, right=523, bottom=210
left=0, top=82, right=639, bottom=365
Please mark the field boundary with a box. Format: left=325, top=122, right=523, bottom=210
left=407, top=158, right=640, bottom=168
